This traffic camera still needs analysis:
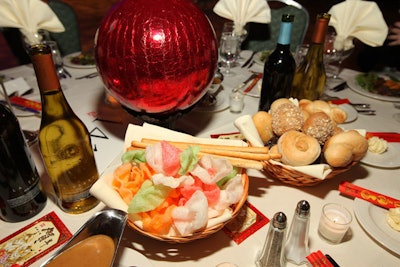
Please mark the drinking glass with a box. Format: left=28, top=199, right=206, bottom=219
left=42, top=40, right=67, bottom=79
left=222, top=21, right=248, bottom=61
left=219, top=33, right=240, bottom=76
left=324, top=33, right=354, bottom=81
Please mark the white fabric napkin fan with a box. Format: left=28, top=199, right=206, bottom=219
left=328, top=0, right=388, bottom=51
left=0, top=0, right=65, bottom=44
left=213, top=0, right=271, bottom=34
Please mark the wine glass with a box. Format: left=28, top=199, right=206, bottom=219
left=324, top=32, right=354, bottom=81
left=222, top=21, right=248, bottom=61
left=219, top=33, right=240, bottom=76
left=42, top=40, right=67, bottom=79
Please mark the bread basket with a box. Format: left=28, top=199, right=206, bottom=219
left=126, top=172, right=249, bottom=243
left=263, top=160, right=357, bottom=187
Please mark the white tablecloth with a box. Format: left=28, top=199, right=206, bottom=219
left=1, top=51, right=399, bottom=267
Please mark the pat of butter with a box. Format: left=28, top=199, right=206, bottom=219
left=386, top=207, right=400, bottom=231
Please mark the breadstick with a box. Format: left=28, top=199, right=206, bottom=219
left=129, top=142, right=266, bottom=170
left=140, top=138, right=270, bottom=153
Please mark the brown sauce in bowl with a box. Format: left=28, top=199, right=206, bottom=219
left=44, top=234, right=115, bottom=267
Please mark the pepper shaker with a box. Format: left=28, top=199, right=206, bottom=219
left=256, top=212, right=287, bottom=267
left=285, top=200, right=311, bottom=265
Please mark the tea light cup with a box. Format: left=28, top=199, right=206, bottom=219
left=318, top=203, right=352, bottom=244
left=229, top=89, right=244, bottom=113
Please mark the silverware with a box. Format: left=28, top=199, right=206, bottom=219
left=242, top=51, right=256, bottom=68
left=330, top=81, right=347, bottom=92
left=233, top=73, right=258, bottom=91
left=356, top=109, right=376, bottom=115
left=63, top=68, right=72, bottom=78
left=75, top=72, right=99, bottom=79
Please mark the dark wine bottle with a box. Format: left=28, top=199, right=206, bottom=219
left=0, top=103, right=47, bottom=222
left=291, top=13, right=331, bottom=100
left=259, top=14, right=296, bottom=111
left=29, top=44, right=100, bottom=214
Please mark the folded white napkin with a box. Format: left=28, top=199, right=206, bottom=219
left=328, top=0, right=388, bottom=50
left=0, top=0, right=65, bottom=44
left=213, top=0, right=271, bottom=34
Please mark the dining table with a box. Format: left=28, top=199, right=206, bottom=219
left=0, top=50, right=399, bottom=267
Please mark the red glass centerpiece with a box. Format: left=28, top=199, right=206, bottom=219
left=95, top=0, right=218, bottom=126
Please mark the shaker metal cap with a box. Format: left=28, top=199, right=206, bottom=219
left=296, top=200, right=310, bottom=217
left=272, top=212, right=287, bottom=229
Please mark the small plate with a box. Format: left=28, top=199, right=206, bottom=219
left=360, top=142, right=400, bottom=168
left=194, top=86, right=229, bottom=112
left=354, top=198, right=400, bottom=256
left=254, top=50, right=271, bottom=66
left=339, top=103, right=358, bottom=123
left=347, top=73, right=400, bottom=102
left=116, top=247, right=153, bottom=267
left=239, top=78, right=262, bottom=98
left=63, top=52, right=96, bottom=69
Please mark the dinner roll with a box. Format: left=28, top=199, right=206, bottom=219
left=252, top=111, right=274, bottom=144
left=269, top=98, right=293, bottom=113
left=323, top=130, right=368, bottom=167
left=324, top=143, right=354, bottom=167
left=302, top=112, right=335, bottom=145
left=271, top=102, right=304, bottom=136
left=277, top=130, right=321, bottom=166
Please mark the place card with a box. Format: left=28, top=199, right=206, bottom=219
left=0, top=211, right=72, bottom=267
left=223, top=201, right=269, bottom=244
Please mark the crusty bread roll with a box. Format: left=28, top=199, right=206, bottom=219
left=252, top=111, right=274, bottom=144
left=270, top=98, right=293, bottom=113
left=277, top=130, right=321, bottom=166
left=302, top=112, right=335, bottom=145
left=299, top=99, right=348, bottom=124
left=323, top=130, right=368, bottom=167
left=324, top=143, right=354, bottom=167
left=330, top=106, right=347, bottom=124
left=271, top=103, right=304, bottom=136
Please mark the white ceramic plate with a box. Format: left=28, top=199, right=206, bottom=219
left=194, top=85, right=229, bottom=112
left=239, top=78, right=261, bottom=98
left=360, top=142, right=400, bottom=168
left=354, top=198, right=400, bottom=256
left=116, top=247, right=153, bottom=267
left=339, top=103, right=358, bottom=123
left=347, top=73, right=400, bottom=102
left=63, top=52, right=96, bottom=69
left=253, top=50, right=271, bottom=66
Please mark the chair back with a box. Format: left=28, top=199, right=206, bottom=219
left=242, top=0, right=309, bottom=52
left=47, top=0, right=81, bottom=56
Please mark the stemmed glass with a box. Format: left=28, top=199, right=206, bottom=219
left=42, top=40, right=67, bottom=79
left=219, top=33, right=240, bottom=76
left=222, top=21, right=248, bottom=61
left=324, top=32, right=354, bottom=81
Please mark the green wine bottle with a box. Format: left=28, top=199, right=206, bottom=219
left=291, top=13, right=331, bottom=100
left=29, top=44, right=99, bottom=214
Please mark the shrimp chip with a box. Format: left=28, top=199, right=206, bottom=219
left=191, top=155, right=233, bottom=184
left=172, top=190, right=208, bottom=236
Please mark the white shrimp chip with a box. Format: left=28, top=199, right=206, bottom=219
left=172, top=190, right=208, bottom=236
left=145, top=142, right=163, bottom=173
left=152, top=173, right=194, bottom=188
left=190, top=155, right=233, bottom=184
left=211, top=175, right=244, bottom=212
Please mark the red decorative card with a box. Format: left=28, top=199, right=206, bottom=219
left=0, top=211, right=72, bottom=267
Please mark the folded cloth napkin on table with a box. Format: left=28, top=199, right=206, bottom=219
left=213, top=0, right=271, bottom=35
left=328, top=0, right=388, bottom=51
left=0, top=0, right=65, bottom=44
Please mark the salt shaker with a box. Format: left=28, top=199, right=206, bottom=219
left=256, top=212, right=287, bottom=267
left=284, top=200, right=311, bottom=265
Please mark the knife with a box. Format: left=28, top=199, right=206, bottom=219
left=241, top=51, right=256, bottom=68
left=233, top=73, right=258, bottom=91
left=339, top=181, right=400, bottom=209
left=366, top=132, right=400, bottom=142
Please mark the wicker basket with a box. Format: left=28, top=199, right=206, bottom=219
left=127, top=172, right=249, bottom=243
left=263, top=160, right=357, bottom=187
